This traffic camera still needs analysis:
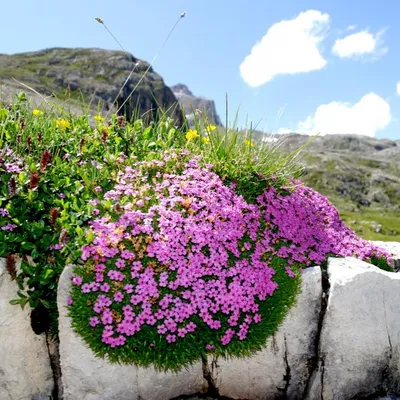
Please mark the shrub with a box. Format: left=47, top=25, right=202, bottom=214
left=67, top=151, right=392, bottom=371
left=0, top=97, right=392, bottom=371
left=68, top=153, right=303, bottom=370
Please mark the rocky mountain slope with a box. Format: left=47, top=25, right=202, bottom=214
left=0, top=47, right=398, bottom=240
left=0, top=47, right=183, bottom=123
left=274, top=133, right=400, bottom=241
left=171, top=83, right=221, bottom=126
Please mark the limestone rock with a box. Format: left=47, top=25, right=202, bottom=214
left=171, top=84, right=221, bottom=127
left=305, top=257, right=400, bottom=400
left=57, top=264, right=206, bottom=400
left=0, top=48, right=183, bottom=124
left=0, top=258, right=54, bottom=400
left=209, top=266, right=322, bottom=399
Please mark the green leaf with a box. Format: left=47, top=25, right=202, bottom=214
left=21, top=242, right=35, bottom=250
left=43, top=269, right=54, bottom=280
left=19, top=297, right=29, bottom=309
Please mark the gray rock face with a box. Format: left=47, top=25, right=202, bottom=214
left=305, top=257, right=400, bottom=400
left=208, top=267, right=322, bottom=399
left=57, top=264, right=206, bottom=400
left=0, top=258, right=54, bottom=400
left=171, top=84, right=221, bottom=127
left=0, top=47, right=183, bottom=124
left=276, top=133, right=400, bottom=211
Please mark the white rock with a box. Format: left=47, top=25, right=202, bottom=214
left=209, top=266, right=322, bottom=399
left=371, top=241, right=400, bottom=271
left=305, top=257, right=400, bottom=400
left=57, top=265, right=206, bottom=400
left=0, top=258, right=54, bottom=400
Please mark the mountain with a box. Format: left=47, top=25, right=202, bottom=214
left=0, top=47, right=397, bottom=240
left=0, top=47, right=183, bottom=124
left=274, top=133, right=400, bottom=241
left=171, top=84, right=221, bottom=127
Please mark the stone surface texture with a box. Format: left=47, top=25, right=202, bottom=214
left=171, top=83, right=221, bottom=127
left=209, top=266, right=322, bottom=400
left=305, top=257, right=400, bottom=400
left=58, top=264, right=206, bottom=400
left=0, top=258, right=54, bottom=400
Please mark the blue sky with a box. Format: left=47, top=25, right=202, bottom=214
left=1, top=0, right=400, bottom=139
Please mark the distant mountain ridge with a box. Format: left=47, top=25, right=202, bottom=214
left=171, top=83, right=221, bottom=127
left=0, top=47, right=183, bottom=123
left=275, top=133, right=400, bottom=240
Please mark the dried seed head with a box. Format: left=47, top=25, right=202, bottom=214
left=8, top=177, right=16, bottom=196
left=40, top=149, right=52, bottom=172
left=29, top=171, right=40, bottom=190
left=101, top=127, right=108, bottom=143
left=50, top=207, right=60, bottom=227
left=117, top=116, right=126, bottom=128
left=95, top=17, right=104, bottom=24
left=59, top=229, right=69, bottom=244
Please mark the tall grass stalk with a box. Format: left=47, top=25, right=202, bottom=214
left=97, top=12, right=186, bottom=120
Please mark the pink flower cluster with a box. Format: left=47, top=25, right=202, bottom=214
left=71, top=156, right=391, bottom=351
left=257, top=182, right=392, bottom=265
left=74, top=158, right=278, bottom=348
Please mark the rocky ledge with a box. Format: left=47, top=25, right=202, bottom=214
left=1, top=241, right=400, bottom=400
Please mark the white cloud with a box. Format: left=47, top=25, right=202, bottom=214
left=296, top=93, right=391, bottom=137
left=347, top=25, right=357, bottom=31
left=240, top=10, right=329, bottom=87
left=332, top=30, right=386, bottom=59
left=397, top=82, right=400, bottom=96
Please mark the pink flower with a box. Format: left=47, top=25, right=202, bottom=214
left=285, top=267, right=296, bottom=278
left=100, top=283, right=110, bottom=292
left=71, top=276, right=83, bottom=286
left=89, top=317, right=100, bottom=327
left=114, top=292, right=124, bottom=302
left=166, top=334, right=177, bottom=343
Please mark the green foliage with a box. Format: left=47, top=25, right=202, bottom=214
left=69, top=257, right=301, bottom=372
left=0, top=93, right=300, bottom=338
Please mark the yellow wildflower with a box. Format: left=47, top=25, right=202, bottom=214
left=244, top=139, right=254, bottom=147
left=202, top=136, right=210, bottom=144
left=94, top=115, right=105, bottom=123
left=32, top=109, right=44, bottom=117
left=186, top=129, right=199, bottom=141
left=55, top=119, right=71, bottom=129
left=206, top=124, right=216, bottom=132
